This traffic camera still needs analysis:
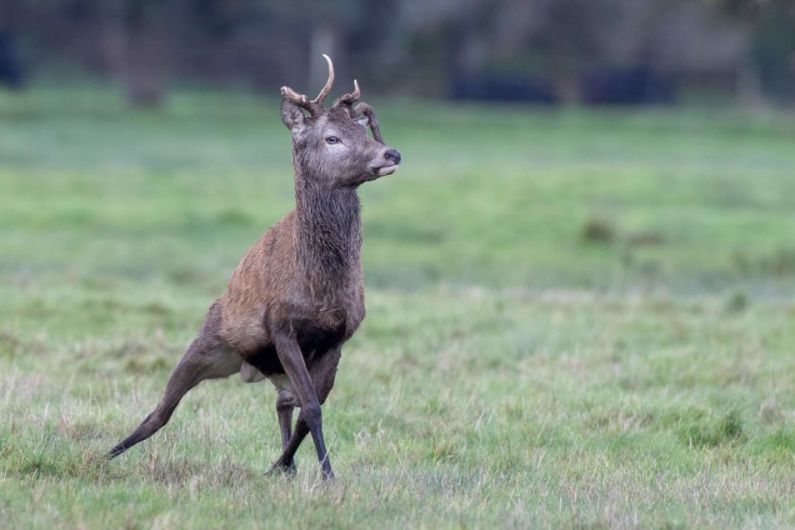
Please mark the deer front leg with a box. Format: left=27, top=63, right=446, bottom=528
left=268, top=344, right=341, bottom=478
left=272, top=333, right=334, bottom=479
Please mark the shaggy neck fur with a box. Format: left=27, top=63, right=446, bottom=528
left=293, top=154, right=362, bottom=290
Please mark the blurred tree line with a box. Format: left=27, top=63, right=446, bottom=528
left=0, top=0, right=792, bottom=105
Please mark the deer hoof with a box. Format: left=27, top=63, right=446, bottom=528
left=265, top=460, right=297, bottom=477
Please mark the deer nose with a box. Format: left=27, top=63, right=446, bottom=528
left=384, top=149, right=401, bottom=165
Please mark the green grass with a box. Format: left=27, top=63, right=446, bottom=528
left=2, top=85, right=795, bottom=528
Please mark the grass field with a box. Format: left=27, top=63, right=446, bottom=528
left=2, top=86, right=795, bottom=528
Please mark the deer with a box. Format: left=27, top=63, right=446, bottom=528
left=108, top=55, right=401, bottom=479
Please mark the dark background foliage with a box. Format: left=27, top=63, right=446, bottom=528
left=1, top=0, right=793, bottom=105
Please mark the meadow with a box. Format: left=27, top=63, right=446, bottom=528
left=1, top=86, right=795, bottom=528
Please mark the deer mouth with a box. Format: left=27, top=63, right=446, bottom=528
left=372, top=164, right=399, bottom=177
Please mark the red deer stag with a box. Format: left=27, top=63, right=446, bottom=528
left=109, top=55, right=401, bottom=479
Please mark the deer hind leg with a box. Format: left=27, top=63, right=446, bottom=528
left=271, top=390, right=297, bottom=474
left=108, top=337, right=241, bottom=458
left=276, top=389, right=295, bottom=450
left=267, top=345, right=341, bottom=477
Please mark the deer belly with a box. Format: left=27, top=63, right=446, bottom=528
left=242, top=323, right=346, bottom=380
left=240, top=362, right=292, bottom=394
left=268, top=373, right=292, bottom=392
left=246, top=343, right=283, bottom=376
left=296, top=322, right=346, bottom=361
left=240, top=362, right=267, bottom=383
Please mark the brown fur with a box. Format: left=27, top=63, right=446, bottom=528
left=109, top=57, right=401, bottom=479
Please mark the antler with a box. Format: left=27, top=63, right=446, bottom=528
left=280, top=54, right=335, bottom=116
left=281, top=56, right=385, bottom=144
left=331, top=79, right=384, bottom=144
left=333, top=79, right=361, bottom=107
left=313, top=54, right=335, bottom=106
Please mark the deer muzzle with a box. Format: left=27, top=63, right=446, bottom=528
left=371, top=148, right=402, bottom=176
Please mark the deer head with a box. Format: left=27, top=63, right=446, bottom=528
left=280, top=55, right=401, bottom=187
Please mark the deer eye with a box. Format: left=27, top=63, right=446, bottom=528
left=325, top=136, right=340, bottom=145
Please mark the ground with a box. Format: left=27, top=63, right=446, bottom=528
left=1, top=86, right=795, bottom=529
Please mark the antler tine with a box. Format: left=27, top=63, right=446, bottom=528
left=280, top=54, right=335, bottom=116
left=311, top=54, right=335, bottom=106
left=333, top=79, right=361, bottom=107
left=281, top=85, right=311, bottom=109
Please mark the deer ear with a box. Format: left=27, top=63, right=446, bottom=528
left=353, top=114, right=369, bottom=128
left=280, top=99, right=306, bottom=133
left=337, top=101, right=368, bottom=128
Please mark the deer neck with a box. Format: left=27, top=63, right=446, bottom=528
left=293, top=168, right=362, bottom=289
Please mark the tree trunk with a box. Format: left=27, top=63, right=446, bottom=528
left=121, top=1, right=169, bottom=108
left=736, top=60, right=763, bottom=106
left=125, top=21, right=167, bottom=107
